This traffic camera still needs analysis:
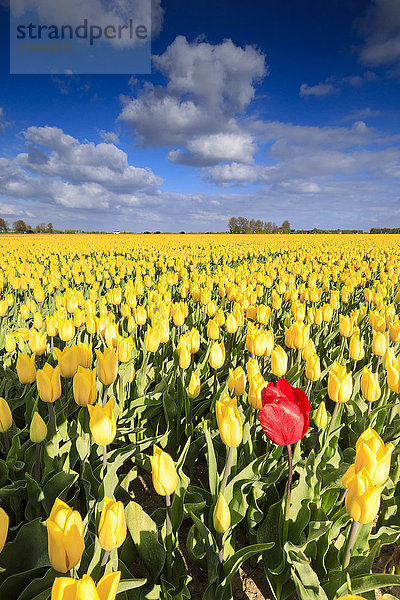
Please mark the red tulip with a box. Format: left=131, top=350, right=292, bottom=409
left=259, top=379, right=310, bottom=445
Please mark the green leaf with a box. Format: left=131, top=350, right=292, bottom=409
left=125, top=501, right=166, bottom=579
left=204, top=422, right=218, bottom=497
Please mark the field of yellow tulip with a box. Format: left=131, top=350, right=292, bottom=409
left=0, top=232, right=400, bottom=600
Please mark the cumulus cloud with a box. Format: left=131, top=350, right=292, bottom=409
left=341, top=107, right=381, bottom=122
left=357, top=0, right=400, bottom=68
left=119, top=36, right=267, bottom=165
left=0, top=126, right=162, bottom=212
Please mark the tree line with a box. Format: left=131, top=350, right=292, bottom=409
left=0, top=218, right=54, bottom=233
left=228, top=217, right=291, bottom=234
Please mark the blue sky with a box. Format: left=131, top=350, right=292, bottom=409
left=0, top=0, right=399, bottom=232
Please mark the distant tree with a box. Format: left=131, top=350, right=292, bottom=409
left=0, top=218, right=9, bottom=232
left=228, top=217, right=238, bottom=233
left=13, top=219, right=28, bottom=233
left=47, top=222, right=53, bottom=233
left=263, top=221, right=273, bottom=234
left=35, top=222, right=47, bottom=233
left=271, top=222, right=278, bottom=233
left=237, top=217, right=249, bottom=233
left=281, top=219, right=291, bottom=233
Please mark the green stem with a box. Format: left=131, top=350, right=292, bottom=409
left=102, top=384, right=109, bottom=406
left=103, top=445, right=107, bottom=472
left=3, top=432, right=10, bottom=453
left=220, top=446, right=233, bottom=494
left=165, top=494, right=173, bottom=582
left=213, top=368, right=218, bottom=397
left=282, top=444, right=293, bottom=544
left=101, top=549, right=110, bottom=567
left=343, top=520, right=359, bottom=570
left=35, top=442, right=41, bottom=480
left=217, top=532, right=223, bottom=581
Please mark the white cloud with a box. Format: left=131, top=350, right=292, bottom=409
left=0, top=126, right=162, bottom=212
left=357, top=0, right=400, bottom=68
left=119, top=36, right=267, bottom=164
left=299, top=82, right=337, bottom=97
left=341, top=107, right=381, bottom=121
left=100, top=130, right=120, bottom=144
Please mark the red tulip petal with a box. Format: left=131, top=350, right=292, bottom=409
left=275, top=379, right=294, bottom=403
left=261, top=380, right=291, bottom=406
left=292, top=387, right=311, bottom=414
left=259, top=402, right=305, bottom=445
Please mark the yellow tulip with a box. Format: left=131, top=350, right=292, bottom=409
left=134, top=306, right=147, bottom=325
left=351, top=428, right=394, bottom=486
left=73, top=367, right=97, bottom=407
left=328, top=362, right=352, bottom=403
left=58, top=318, right=75, bottom=342
left=213, top=493, right=230, bottom=534
left=51, top=572, right=121, bottom=600
left=228, top=366, right=246, bottom=396
left=344, top=467, right=382, bottom=524
left=29, top=329, right=47, bottom=355
left=116, top=337, right=134, bottom=363
left=46, top=316, right=59, bottom=337
left=225, top=313, right=238, bottom=334
left=387, top=357, right=400, bottom=394
left=144, top=325, right=161, bottom=353
left=337, top=596, right=368, bottom=600
left=0, top=507, right=8, bottom=553
left=30, top=411, right=47, bottom=443
left=389, top=319, right=400, bottom=342
left=54, top=346, right=79, bottom=379
left=96, top=348, right=118, bottom=386
left=0, top=398, right=12, bottom=433
left=76, top=342, right=93, bottom=368
left=207, top=319, right=220, bottom=340
left=5, top=333, right=16, bottom=354
left=247, top=357, right=260, bottom=379
left=305, top=352, right=320, bottom=381
left=339, top=315, right=353, bottom=337
left=209, top=341, right=225, bottom=370
left=98, top=498, right=127, bottom=551
left=313, top=401, right=327, bottom=429
left=383, top=346, right=395, bottom=370
left=248, top=373, right=267, bottom=409
left=349, top=332, right=365, bottom=361
left=88, top=399, right=116, bottom=446
left=216, top=394, right=243, bottom=448
left=372, top=330, right=387, bottom=357
left=37, top=364, right=62, bottom=404
left=187, top=372, right=201, bottom=399
left=150, top=445, right=178, bottom=496
left=360, top=367, right=381, bottom=403
left=271, top=345, right=288, bottom=377
left=16, top=353, right=36, bottom=384
left=46, top=498, right=84, bottom=573
left=189, top=328, right=200, bottom=354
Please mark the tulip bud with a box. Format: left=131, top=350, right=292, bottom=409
left=95, top=348, right=118, bottom=386
left=216, top=394, right=243, bottom=448
left=30, top=411, right=47, bottom=443
left=349, top=332, right=365, bottom=361
left=46, top=498, right=84, bottom=573
left=225, top=313, right=238, bottom=334
left=313, top=401, right=327, bottom=429
left=389, top=319, right=400, bottom=342
left=98, top=498, right=127, bottom=551
left=5, top=333, right=16, bottom=354
left=247, top=357, right=260, bottom=379
left=150, top=445, right=178, bottom=496
left=339, top=315, right=353, bottom=337
left=209, top=341, right=225, bottom=370
left=0, top=507, right=9, bottom=553
left=228, top=366, right=246, bottom=396
left=16, top=353, right=36, bottom=384
left=271, top=345, right=288, bottom=377
left=88, top=399, right=116, bottom=446
left=73, top=367, right=97, bottom=407
left=248, top=373, right=267, bottom=410
left=188, top=372, right=201, bottom=399
left=372, top=330, right=387, bottom=357
left=76, top=342, right=92, bottom=368
left=58, top=318, right=75, bottom=342
left=360, top=367, right=381, bottom=403
left=213, top=493, right=230, bottom=534
left=144, top=325, right=161, bottom=353
left=207, top=319, right=219, bottom=340
left=0, top=398, right=12, bottom=433
left=387, top=358, right=400, bottom=394
left=189, top=328, right=200, bottom=354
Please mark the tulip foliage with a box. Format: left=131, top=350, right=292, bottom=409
left=0, top=233, right=399, bottom=600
